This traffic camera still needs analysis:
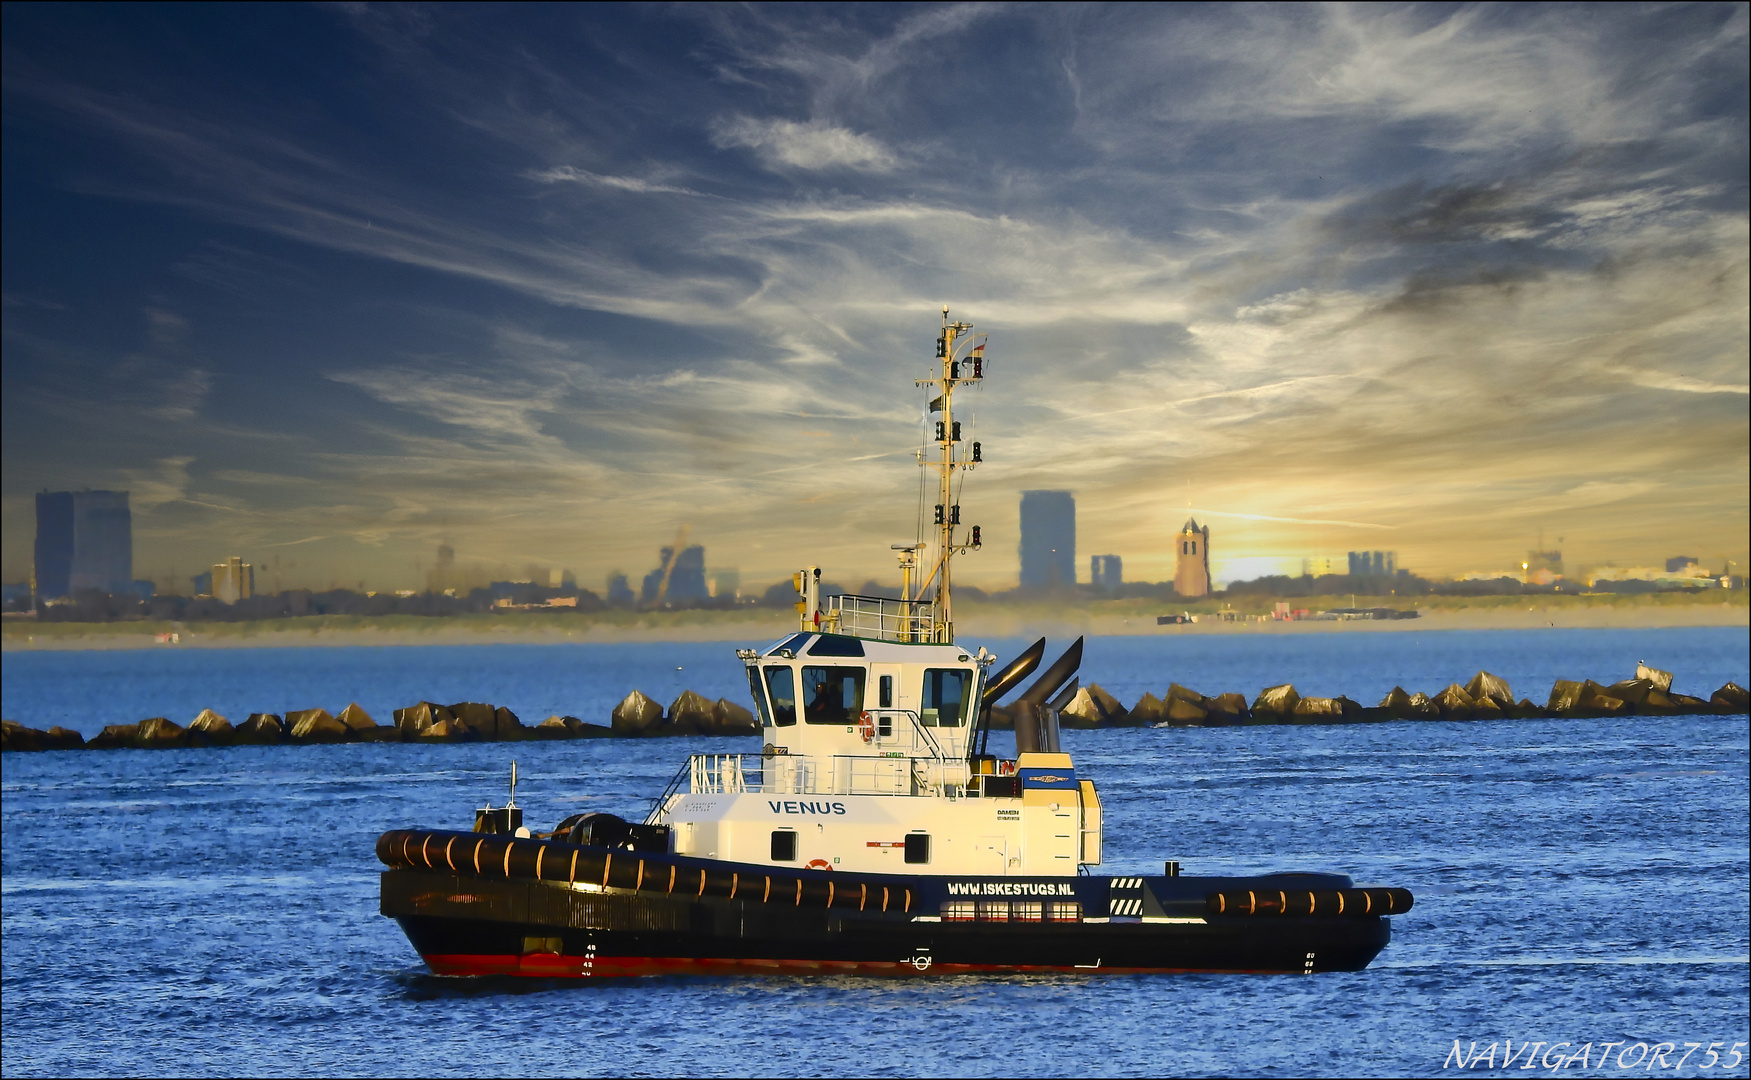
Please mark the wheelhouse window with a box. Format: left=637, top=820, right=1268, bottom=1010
left=764, top=666, right=797, bottom=726
left=769, top=633, right=813, bottom=657
left=746, top=668, right=774, bottom=727
left=921, top=668, right=973, bottom=726
left=806, top=635, right=865, bottom=657
left=802, top=666, right=866, bottom=725
left=771, top=830, right=797, bottom=862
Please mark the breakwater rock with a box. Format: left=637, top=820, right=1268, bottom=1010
left=979, top=669, right=1744, bottom=733
left=237, top=714, right=284, bottom=744
left=4, top=686, right=760, bottom=752
left=4, top=669, right=1745, bottom=753
left=610, top=689, right=758, bottom=737
left=0, top=722, right=85, bottom=751
left=1125, top=666, right=1746, bottom=729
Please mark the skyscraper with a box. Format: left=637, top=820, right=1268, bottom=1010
left=642, top=544, right=708, bottom=604
left=426, top=542, right=456, bottom=594
left=33, top=492, right=74, bottom=601
left=708, top=567, right=740, bottom=599
left=210, top=560, right=255, bottom=602
left=668, top=545, right=708, bottom=603
left=1347, top=550, right=1397, bottom=577
left=212, top=556, right=254, bottom=604
left=1019, top=490, right=1076, bottom=589
left=606, top=572, right=635, bottom=606
left=34, top=489, right=133, bottom=600
left=1090, top=554, right=1123, bottom=590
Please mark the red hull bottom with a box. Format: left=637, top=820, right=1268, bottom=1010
left=423, top=952, right=1288, bottom=978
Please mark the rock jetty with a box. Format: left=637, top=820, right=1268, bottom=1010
left=4, top=669, right=1746, bottom=753
left=979, top=667, right=1743, bottom=732
left=1124, top=665, right=1745, bottom=728
left=3, top=686, right=761, bottom=752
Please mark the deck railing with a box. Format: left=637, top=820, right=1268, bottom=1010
left=677, top=753, right=969, bottom=798
left=821, top=593, right=942, bottom=643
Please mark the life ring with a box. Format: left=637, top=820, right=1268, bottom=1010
left=858, top=710, right=877, bottom=743
left=807, top=858, right=833, bottom=871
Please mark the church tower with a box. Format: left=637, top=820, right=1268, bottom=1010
left=1174, top=518, right=1210, bottom=597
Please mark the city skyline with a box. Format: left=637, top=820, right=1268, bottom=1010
left=24, top=483, right=1729, bottom=601
left=4, top=6, right=1746, bottom=592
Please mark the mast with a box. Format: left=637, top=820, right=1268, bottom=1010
left=913, top=307, right=984, bottom=642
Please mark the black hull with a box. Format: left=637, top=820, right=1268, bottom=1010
left=377, top=831, right=1397, bottom=978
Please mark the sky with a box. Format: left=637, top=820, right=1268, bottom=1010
left=3, top=3, right=1747, bottom=595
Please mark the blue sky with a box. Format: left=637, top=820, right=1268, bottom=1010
left=3, top=3, right=1746, bottom=593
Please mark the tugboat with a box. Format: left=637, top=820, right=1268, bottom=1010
left=377, top=309, right=1413, bottom=976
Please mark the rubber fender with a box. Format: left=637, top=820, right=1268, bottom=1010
left=1205, top=887, right=1413, bottom=917
left=506, top=839, right=544, bottom=881
left=375, top=830, right=916, bottom=912
left=376, top=830, right=403, bottom=868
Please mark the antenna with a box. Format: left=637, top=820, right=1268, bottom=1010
left=912, top=308, right=986, bottom=642
left=508, top=760, right=518, bottom=808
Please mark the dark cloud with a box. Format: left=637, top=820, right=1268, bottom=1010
left=1326, top=180, right=1549, bottom=248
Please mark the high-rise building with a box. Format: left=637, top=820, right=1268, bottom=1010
left=33, top=492, right=74, bottom=601
left=212, top=556, right=254, bottom=604
left=34, top=489, right=133, bottom=601
left=426, top=542, right=457, bottom=594
left=1525, top=548, right=1563, bottom=584
left=642, top=545, right=708, bottom=604
left=1019, top=491, right=1075, bottom=588
left=606, top=572, right=635, bottom=606
left=1090, top=554, right=1123, bottom=590
left=708, top=568, right=740, bottom=599
left=71, top=491, right=132, bottom=593
left=1174, top=519, right=1210, bottom=597
left=1347, top=551, right=1397, bottom=577
left=668, top=546, right=707, bottom=603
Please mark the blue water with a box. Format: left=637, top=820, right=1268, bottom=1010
left=4, top=627, right=1747, bottom=737
left=3, top=629, right=1748, bottom=1077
